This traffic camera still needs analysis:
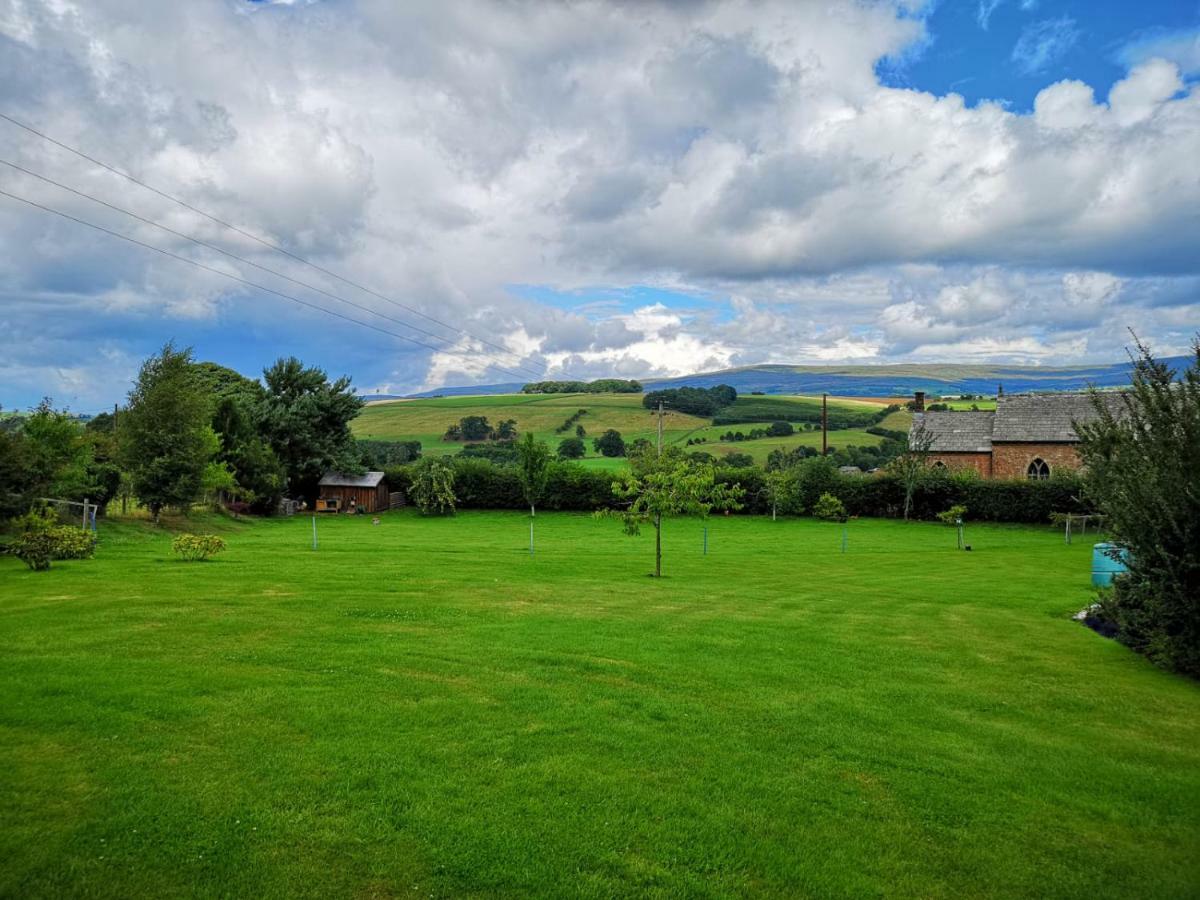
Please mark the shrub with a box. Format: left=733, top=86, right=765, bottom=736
left=49, top=526, right=98, bottom=559
left=720, top=452, right=755, bottom=468
left=813, top=493, right=847, bottom=522
left=793, top=456, right=840, bottom=514
left=13, top=530, right=55, bottom=570
left=172, top=533, right=226, bottom=561
left=9, top=505, right=96, bottom=569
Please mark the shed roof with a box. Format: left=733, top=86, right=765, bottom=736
left=992, top=392, right=1125, bottom=443
left=319, top=471, right=385, bottom=488
left=919, top=410, right=995, bottom=453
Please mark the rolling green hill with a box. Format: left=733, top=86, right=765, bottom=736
left=352, top=392, right=905, bottom=465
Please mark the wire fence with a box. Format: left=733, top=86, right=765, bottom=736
left=37, top=497, right=98, bottom=532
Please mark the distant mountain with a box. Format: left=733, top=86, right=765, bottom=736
left=637, top=359, right=1182, bottom=397
left=360, top=383, right=525, bottom=402
left=385, top=358, right=1185, bottom=400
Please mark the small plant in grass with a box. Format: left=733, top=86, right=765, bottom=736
left=936, top=504, right=968, bottom=525
left=172, top=533, right=226, bottom=561
left=813, top=492, right=847, bottom=522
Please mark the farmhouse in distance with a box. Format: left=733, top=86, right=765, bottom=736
left=915, top=391, right=1126, bottom=480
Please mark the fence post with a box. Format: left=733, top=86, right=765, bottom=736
left=312, top=515, right=318, bottom=551
left=83, top=497, right=89, bottom=531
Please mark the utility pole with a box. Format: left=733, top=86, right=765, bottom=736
left=821, top=393, right=828, bottom=456
left=657, top=401, right=664, bottom=455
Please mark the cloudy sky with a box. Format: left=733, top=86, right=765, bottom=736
left=1, top=0, right=1198, bottom=410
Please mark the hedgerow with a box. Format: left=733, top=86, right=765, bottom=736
left=383, top=458, right=1088, bottom=523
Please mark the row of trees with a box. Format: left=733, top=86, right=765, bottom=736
left=1, top=344, right=365, bottom=524
left=444, top=416, right=517, bottom=442
left=521, top=379, right=641, bottom=394
left=719, top=421, right=795, bottom=442
left=642, top=385, right=738, bottom=416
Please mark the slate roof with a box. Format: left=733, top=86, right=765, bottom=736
left=991, top=392, right=1125, bottom=443
left=919, top=411, right=995, bottom=452
left=319, top=471, right=386, bottom=488
left=911, top=392, right=1127, bottom=451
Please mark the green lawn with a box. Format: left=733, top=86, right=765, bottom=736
left=2, top=512, right=1197, bottom=898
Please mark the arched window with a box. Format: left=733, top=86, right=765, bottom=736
left=931, top=460, right=947, bottom=470
left=1027, top=458, right=1050, bottom=480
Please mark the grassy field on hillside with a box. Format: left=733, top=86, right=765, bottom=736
left=353, top=393, right=896, bottom=464
left=2, top=511, right=1198, bottom=898
left=353, top=393, right=700, bottom=456
left=683, top=427, right=891, bottom=464
left=940, top=400, right=998, bottom=411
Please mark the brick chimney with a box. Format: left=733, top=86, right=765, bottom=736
left=913, top=391, right=925, bottom=412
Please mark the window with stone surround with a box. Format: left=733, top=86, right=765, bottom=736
left=1027, top=457, right=1050, bottom=480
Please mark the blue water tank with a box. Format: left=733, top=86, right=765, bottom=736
left=1092, top=543, right=1129, bottom=587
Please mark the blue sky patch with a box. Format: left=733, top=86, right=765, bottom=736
left=880, top=0, right=1200, bottom=110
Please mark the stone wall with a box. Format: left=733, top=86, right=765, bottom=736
left=991, top=442, right=1082, bottom=480
left=928, top=452, right=992, bottom=478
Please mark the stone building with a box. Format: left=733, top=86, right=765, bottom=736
left=911, top=391, right=1125, bottom=480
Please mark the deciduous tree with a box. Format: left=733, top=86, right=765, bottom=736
left=606, top=447, right=744, bottom=577
left=557, top=437, right=586, bottom=459
left=593, top=429, right=626, bottom=457
left=517, top=433, right=551, bottom=517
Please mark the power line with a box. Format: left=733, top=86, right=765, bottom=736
left=0, top=186, right=537, bottom=383
left=0, top=110, right=549, bottom=376
left=0, top=156, right=548, bottom=381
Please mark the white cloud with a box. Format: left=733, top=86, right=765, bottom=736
left=0, top=0, right=1196, bottom=403
left=1011, top=17, right=1080, bottom=75
left=1118, top=26, right=1200, bottom=76
left=1108, top=58, right=1184, bottom=126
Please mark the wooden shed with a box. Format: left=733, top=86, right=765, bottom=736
left=317, top=471, right=388, bottom=513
